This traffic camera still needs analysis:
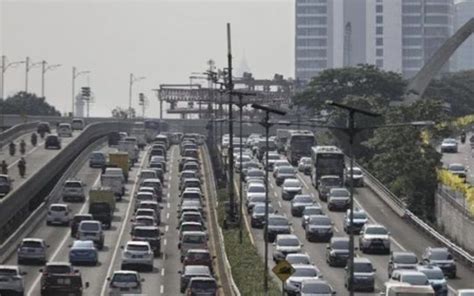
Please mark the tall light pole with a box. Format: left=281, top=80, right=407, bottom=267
left=41, top=61, right=61, bottom=98
left=24, top=57, right=42, bottom=93
left=1, top=55, right=25, bottom=100
left=251, top=103, right=286, bottom=296
left=129, top=73, right=146, bottom=118
left=72, top=67, right=90, bottom=116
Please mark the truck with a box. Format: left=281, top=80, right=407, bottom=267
left=108, top=152, right=130, bottom=181
left=101, top=173, right=124, bottom=200
left=118, top=140, right=139, bottom=165
left=276, top=129, right=292, bottom=153
left=89, top=188, right=115, bottom=229
left=131, top=121, right=147, bottom=149
left=382, top=282, right=435, bottom=296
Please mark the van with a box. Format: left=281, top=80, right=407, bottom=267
left=71, top=118, right=85, bottom=131
left=179, top=231, right=208, bottom=261
left=58, top=123, right=73, bottom=137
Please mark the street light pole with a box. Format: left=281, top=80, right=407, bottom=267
left=1, top=56, right=25, bottom=100
left=251, top=103, right=286, bottom=296
left=129, top=73, right=146, bottom=118
left=41, top=61, right=61, bottom=98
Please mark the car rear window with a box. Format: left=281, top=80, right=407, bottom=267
left=80, top=223, right=99, bottom=231
left=128, top=244, right=150, bottom=252
left=191, top=279, right=216, bottom=290
left=22, top=241, right=42, bottom=248
left=65, top=182, right=81, bottom=188
left=51, top=206, right=67, bottom=211
left=0, top=269, right=17, bottom=276
left=183, top=234, right=206, bottom=244
left=133, top=229, right=159, bottom=237
left=46, top=265, right=72, bottom=274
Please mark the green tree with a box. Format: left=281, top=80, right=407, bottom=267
left=0, top=92, right=61, bottom=116
left=111, top=106, right=135, bottom=119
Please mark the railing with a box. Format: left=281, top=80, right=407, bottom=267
left=0, top=121, right=39, bottom=149
left=437, top=186, right=474, bottom=220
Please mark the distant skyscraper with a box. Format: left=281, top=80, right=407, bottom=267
left=453, top=0, right=474, bottom=71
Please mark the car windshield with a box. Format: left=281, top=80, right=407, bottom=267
left=295, top=196, right=313, bottom=203
left=188, top=253, right=210, bottom=261
left=444, top=139, right=456, bottom=144
left=332, top=240, right=349, bottom=249
left=249, top=186, right=265, bottom=193
left=278, top=238, right=299, bottom=246
left=141, top=172, right=156, bottom=178
left=309, top=216, right=331, bottom=225
left=395, top=254, right=418, bottom=264
left=366, top=226, right=388, bottom=235
left=284, top=180, right=301, bottom=187
left=127, top=244, right=149, bottom=252
left=268, top=217, right=288, bottom=225
left=133, top=229, right=159, bottom=237
left=331, top=189, right=349, bottom=197
left=430, top=250, right=453, bottom=260
left=183, top=234, right=206, bottom=244
left=136, top=210, right=155, bottom=216
left=352, top=212, right=367, bottom=219
left=51, top=206, right=66, bottom=211
left=182, top=225, right=202, bottom=232
left=248, top=170, right=264, bottom=177
left=287, top=255, right=309, bottom=264
left=302, top=282, right=331, bottom=293
left=254, top=206, right=274, bottom=214
left=191, top=280, right=217, bottom=290
left=449, top=164, right=465, bottom=171
left=279, top=167, right=296, bottom=174
left=81, top=223, right=99, bottom=231
left=293, top=267, right=318, bottom=277
left=303, top=207, right=322, bottom=215
left=421, top=269, right=444, bottom=280
left=403, top=274, right=428, bottom=285
left=47, top=265, right=72, bottom=274
left=65, top=182, right=81, bottom=188
left=354, top=262, right=373, bottom=273
left=91, top=153, right=104, bottom=159
left=112, top=274, right=138, bottom=283
left=0, top=269, right=17, bottom=276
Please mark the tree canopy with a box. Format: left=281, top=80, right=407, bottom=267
left=111, top=106, right=136, bottom=119
left=0, top=92, right=61, bottom=116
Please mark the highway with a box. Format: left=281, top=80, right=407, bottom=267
left=0, top=141, right=211, bottom=295
left=440, top=134, right=474, bottom=183
left=238, top=152, right=474, bottom=295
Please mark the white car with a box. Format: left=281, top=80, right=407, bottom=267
left=62, top=179, right=86, bottom=202
left=107, top=270, right=143, bottom=295
left=58, top=123, right=73, bottom=137
left=0, top=265, right=26, bottom=294
left=440, top=138, right=458, bottom=153
left=17, top=238, right=48, bottom=264
left=46, top=203, right=71, bottom=226
left=281, top=178, right=303, bottom=201
left=273, top=234, right=303, bottom=263
left=448, top=163, right=467, bottom=179
left=345, top=166, right=364, bottom=187
left=71, top=118, right=85, bottom=130
left=284, top=264, right=321, bottom=295
left=78, top=220, right=105, bottom=249
left=458, top=290, right=474, bottom=296
left=121, top=241, right=154, bottom=271
left=359, top=224, right=391, bottom=254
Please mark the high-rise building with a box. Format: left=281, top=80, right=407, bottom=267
left=453, top=0, right=474, bottom=71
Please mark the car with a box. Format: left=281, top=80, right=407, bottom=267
left=246, top=194, right=267, bottom=214
left=107, top=270, right=143, bottom=295
left=37, top=122, right=51, bottom=134
left=284, top=264, right=321, bottom=296
left=390, top=270, right=430, bottom=287
left=40, top=262, right=77, bottom=287
left=77, top=220, right=104, bottom=249
left=71, top=118, right=85, bottom=130
left=272, top=234, right=303, bottom=263
left=121, top=241, right=154, bottom=271
left=70, top=214, right=93, bottom=238
left=327, top=188, right=350, bottom=211
left=246, top=182, right=266, bottom=195
left=62, top=179, right=86, bottom=202
left=179, top=157, right=199, bottom=172
left=300, top=279, right=335, bottom=296
left=182, top=249, right=214, bottom=272
left=457, top=290, right=474, bottom=296
left=136, top=201, right=161, bottom=220
left=422, top=247, right=456, bottom=278
left=388, top=251, right=419, bottom=278
left=250, top=204, right=275, bottom=228
left=326, top=237, right=350, bottom=267
left=305, top=215, right=333, bottom=242
left=46, top=203, right=71, bottom=226
left=245, top=168, right=265, bottom=181
left=45, top=134, right=61, bottom=149
left=298, top=157, right=312, bottom=175
left=272, top=160, right=292, bottom=177
left=416, top=265, right=448, bottom=296
left=139, top=169, right=158, bottom=181
left=266, top=214, right=292, bottom=243
left=185, top=277, right=218, bottom=296
left=317, top=175, right=342, bottom=202
left=440, top=138, right=458, bottom=153
left=131, top=215, right=157, bottom=230
left=58, top=123, right=73, bottom=137
left=301, top=205, right=324, bottom=229
left=282, top=178, right=303, bottom=201
left=136, top=208, right=160, bottom=223
left=17, top=238, right=48, bottom=264
left=130, top=226, right=162, bottom=256
left=447, top=163, right=467, bottom=179
left=275, top=166, right=297, bottom=186
left=179, top=265, right=213, bottom=293
left=286, top=253, right=312, bottom=266
left=264, top=152, right=281, bottom=171
left=89, top=151, right=106, bottom=168
left=69, top=240, right=98, bottom=266
left=345, top=166, right=364, bottom=187
left=291, top=194, right=315, bottom=217
left=359, top=224, right=391, bottom=254
left=345, top=257, right=376, bottom=292
left=241, top=161, right=261, bottom=177
left=343, top=208, right=368, bottom=234
left=179, top=211, right=204, bottom=227
left=0, top=174, right=12, bottom=197
left=40, top=273, right=87, bottom=296
left=0, top=265, right=26, bottom=295
left=134, top=192, right=155, bottom=210
left=137, top=186, right=160, bottom=201
left=179, top=231, right=208, bottom=261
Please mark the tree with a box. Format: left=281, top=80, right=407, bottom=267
left=0, top=92, right=61, bottom=116
left=294, top=64, right=406, bottom=110
left=111, top=107, right=135, bottom=119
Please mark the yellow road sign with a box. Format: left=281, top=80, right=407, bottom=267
left=272, top=260, right=295, bottom=282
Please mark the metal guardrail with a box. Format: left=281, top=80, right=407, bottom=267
left=438, top=187, right=474, bottom=220
left=0, top=121, right=39, bottom=149
left=0, top=121, right=131, bottom=243
left=352, top=158, right=474, bottom=266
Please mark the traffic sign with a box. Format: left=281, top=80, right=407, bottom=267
left=272, top=260, right=295, bottom=282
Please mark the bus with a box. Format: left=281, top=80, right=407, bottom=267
left=286, top=130, right=316, bottom=165
left=131, top=121, right=146, bottom=148
left=144, top=119, right=169, bottom=143
left=310, top=146, right=345, bottom=187
left=275, top=129, right=292, bottom=153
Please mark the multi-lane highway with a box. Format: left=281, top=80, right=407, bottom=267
left=237, top=150, right=474, bottom=295
left=441, top=134, right=474, bottom=183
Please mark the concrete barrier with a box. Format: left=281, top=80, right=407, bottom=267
left=0, top=121, right=131, bottom=244
left=0, top=121, right=39, bottom=149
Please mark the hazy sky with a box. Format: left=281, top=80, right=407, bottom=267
left=1, top=0, right=294, bottom=117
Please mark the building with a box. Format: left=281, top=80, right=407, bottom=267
left=74, top=94, right=84, bottom=118
left=452, top=0, right=474, bottom=71
left=295, top=0, right=454, bottom=82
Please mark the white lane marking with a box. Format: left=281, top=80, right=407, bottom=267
left=165, top=225, right=169, bottom=233
left=273, top=191, right=278, bottom=198
left=100, top=152, right=148, bottom=296
left=27, top=171, right=101, bottom=296
left=278, top=201, right=282, bottom=208
left=270, top=183, right=274, bottom=189
left=334, top=226, right=340, bottom=233
left=163, top=238, right=167, bottom=246
left=161, top=268, right=165, bottom=276
left=167, top=202, right=170, bottom=209
left=297, top=175, right=310, bottom=190
left=160, top=285, right=164, bottom=294
left=8, top=140, right=45, bottom=168
left=162, top=253, right=166, bottom=261
left=166, top=213, right=170, bottom=220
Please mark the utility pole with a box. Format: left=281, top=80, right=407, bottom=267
left=129, top=73, right=145, bottom=118
left=1, top=56, right=25, bottom=100
left=41, top=60, right=61, bottom=98
left=25, top=56, right=29, bottom=92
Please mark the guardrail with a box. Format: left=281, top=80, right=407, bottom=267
left=353, top=159, right=474, bottom=266
left=0, top=121, right=39, bottom=149
left=0, top=121, right=131, bottom=244
left=438, top=186, right=474, bottom=220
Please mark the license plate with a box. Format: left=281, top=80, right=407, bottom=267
left=132, top=255, right=143, bottom=258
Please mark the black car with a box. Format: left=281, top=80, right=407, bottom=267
left=305, top=215, right=333, bottom=242
left=422, top=247, right=457, bottom=278
left=326, top=237, right=350, bottom=267
left=108, top=132, right=120, bottom=146
left=131, top=226, right=162, bottom=256
left=290, top=194, right=315, bottom=217
left=70, top=214, right=94, bottom=238
left=45, top=135, right=61, bottom=149
left=179, top=265, right=212, bottom=293
left=345, top=257, right=376, bottom=292
left=41, top=274, right=87, bottom=296
left=37, top=122, right=51, bottom=134
left=250, top=204, right=275, bottom=228
left=266, top=214, right=291, bottom=243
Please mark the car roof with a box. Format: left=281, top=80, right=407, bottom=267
left=182, top=231, right=207, bottom=236
left=393, top=270, right=426, bottom=276
left=186, top=249, right=210, bottom=254
left=133, top=225, right=159, bottom=231
left=354, top=257, right=372, bottom=264
left=392, top=251, right=417, bottom=257
left=72, top=240, right=95, bottom=248
left=126, top=241, right=150, bottom=246
left=113, top=270, right=139, bottom=275
left=277, top=234, right=298, bottom=240
left=184, top=265, right=211, bottom=274
left=0, top=265, right=20, bottom=271
left=46, top=262, right=72, bottom=267
left=22, top=238, right=45, bottom=243
left=50, top=203, right=68, bottom=207
left=331, top=237, right=349, bottom=243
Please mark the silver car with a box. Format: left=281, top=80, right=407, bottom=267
left=17, top=238, right=48, bottom=264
